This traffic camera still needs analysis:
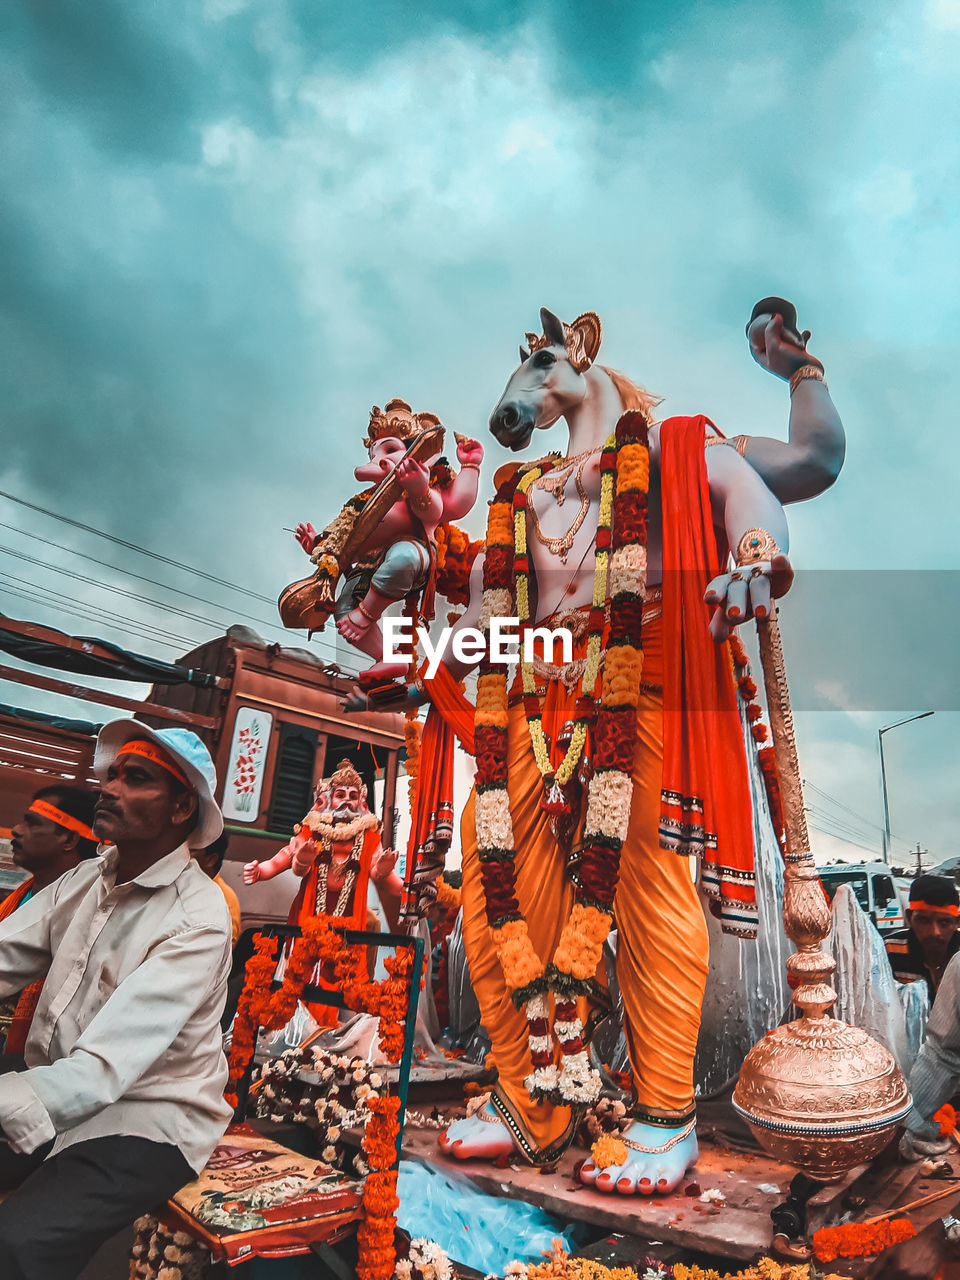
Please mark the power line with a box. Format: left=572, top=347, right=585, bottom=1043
left=0, top=518, right=343, bottom=661
left=0, top=571, right=202, bottom=649
left=806, top=818, right=880, bottom=859
left=0, top=488, right=276, bottom=605
left=0, top=582, right=188, bottom=653
left=803, top=780, right=888, bottom=838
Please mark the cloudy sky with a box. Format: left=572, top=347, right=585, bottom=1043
left=1, top=0, right=957, bottom=868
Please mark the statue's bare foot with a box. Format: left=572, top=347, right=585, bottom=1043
left=580, top=1121, right=697, bottom=1196
left=337, top=608, right=375, bottom=644
left=438, top=1102, right=514, bottom=1161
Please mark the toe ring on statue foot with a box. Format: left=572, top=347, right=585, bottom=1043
left=621, top=1119, right=696, bottom=1155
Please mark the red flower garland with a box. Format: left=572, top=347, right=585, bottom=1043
left=729, top=635, right=786, bottom=855
left=225, top=918, right=414, bottom=1280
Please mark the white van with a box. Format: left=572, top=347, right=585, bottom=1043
left=818, top=862, right=905, bottom=935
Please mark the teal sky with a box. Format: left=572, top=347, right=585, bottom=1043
left=0, top=0, right=957, bottom=867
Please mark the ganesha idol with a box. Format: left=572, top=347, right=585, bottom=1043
left=279, top=398, right=484, bottom=682
left=243, top=759, right=404, bottom=1024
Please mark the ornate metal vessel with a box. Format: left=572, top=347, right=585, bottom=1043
left=734, top=1013, right=910, bottom=1181
left=732, top=586, right=909, bottom=1181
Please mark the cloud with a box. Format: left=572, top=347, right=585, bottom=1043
left=0, top=0, right=957, bottom=854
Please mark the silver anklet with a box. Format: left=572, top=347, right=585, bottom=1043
left=621, top=1118, right=696, bottom=1154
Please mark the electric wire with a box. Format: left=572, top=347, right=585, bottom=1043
left=0, top=571, right=203, bottom=649
left=0, top=583, right=188, bottom=654
left=0, top=519, right=343, bottom=660
left=0, top=488, right=275, bottom=604
left=0, top=518, right=340, bottom=657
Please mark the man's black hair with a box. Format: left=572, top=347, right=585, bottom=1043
left=198, top=831, right=229, bottom=875
left=33, top=784, right=99, bottom=860
left=909, top=874, right=960, bottom=909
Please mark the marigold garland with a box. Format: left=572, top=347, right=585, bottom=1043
left=434, top=523, right=482, bottom=606
left=474, top=412, right=650, bottom=1106
left=811, top=1217, right=915, bottom=1263
left=225, top=919, right=414, bottom=1280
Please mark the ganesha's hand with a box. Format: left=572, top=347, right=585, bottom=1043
left=371, top=846, right=399, bottom=884
left=396, top=455, right=430, bottom=498
left=295, top=521, right=318, bottom=554
left=290, top=831, right=318, bottom=877
left=704, top=553, right=793, bottom=642
left=243, top=860, right=262, bottom=885
left=747, top=312, right=823, bottom=381
left=456, top=436, right=484, bottom=467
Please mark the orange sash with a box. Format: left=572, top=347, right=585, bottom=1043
left=0, top=880, right=44, bottom=1053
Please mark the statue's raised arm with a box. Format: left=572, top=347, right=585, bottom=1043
left=728, top=296, right=845, bottom=504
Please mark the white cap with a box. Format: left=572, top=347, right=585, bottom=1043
left=94, top=719, right=224, bottom=850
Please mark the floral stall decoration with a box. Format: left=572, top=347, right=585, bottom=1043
left=224, top=916, right=418, bottom=1280
left=253, top=1049, right=387, bottom=1175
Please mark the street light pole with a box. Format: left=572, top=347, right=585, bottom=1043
left=878, top=711, right=935, bottom=865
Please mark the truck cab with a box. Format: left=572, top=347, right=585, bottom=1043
left=818, top=862, right=905, bottom=935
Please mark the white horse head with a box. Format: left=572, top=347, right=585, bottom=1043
left=489, top=308, right=604, bottom=451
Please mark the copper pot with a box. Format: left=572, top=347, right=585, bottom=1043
left=733, top=1014, right=910, bottom=1181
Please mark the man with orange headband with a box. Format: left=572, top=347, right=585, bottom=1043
left=885, top=875, right=960, bottom=1001
left=0, top=786, right=99, bottom=1055
left=0, top=719, right=233, bottom=1280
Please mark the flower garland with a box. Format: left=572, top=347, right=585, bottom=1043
left=470, top=1247, right=848, bottom=1280
left=434, top=522, right=482, bottom=606
left=728, top=635, right=785, bottom=855
left=811, top=1218, right=916, bottom=1263
left=225, top=921, right=416, bottom=1280
left=253, top=1049, right=387, bottom=1173
left=396, top=1237, right=454, bottom=1280
left=474, top=413, right=649, bottom=1106
left=309, top=489, right=374, bottom=603
left=405, top=714, right=422, bottom=809
left=357, top=1095, right=402, bottom=1280
left=130, top=1216, right=210, bottom=1280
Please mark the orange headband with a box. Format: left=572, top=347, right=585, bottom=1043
left=910, top=900, right=959, bottom=918
left=117, top=740, right=190, bottom=787
left=29, top=800, right=96, bottom=843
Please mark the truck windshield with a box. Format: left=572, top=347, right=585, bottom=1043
left=820, top=871, right=869, bottom=911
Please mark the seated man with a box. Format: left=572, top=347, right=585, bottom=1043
left=885, top=875, right=960, bottom=1001
left=193, top=831, right=242, bottom=945
left=900, top=948, right=960, bottom=1162
left=0, top=785, right=99, bottom=1054
left=0, top=719, right=234, bottom=1280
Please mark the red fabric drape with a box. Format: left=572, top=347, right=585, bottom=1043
left=659, top=414, right=758, bottom=936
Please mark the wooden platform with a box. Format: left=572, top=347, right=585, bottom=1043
left=396, top=1103, right=960, bottom=1266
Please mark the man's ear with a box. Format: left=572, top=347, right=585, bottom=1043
left=172, top=788, right=199, bottom=828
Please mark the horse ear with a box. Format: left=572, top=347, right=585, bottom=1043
left=567, top=312, right=603, bottom=372
left=539, top=307, right=566, bottom=348
left=519, top=345, right=530, bottom=362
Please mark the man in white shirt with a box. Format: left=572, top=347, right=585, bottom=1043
left=0, top=719, right=234, bottom=1280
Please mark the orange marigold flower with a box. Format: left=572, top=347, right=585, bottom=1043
left=591, top=1134, right=628, bottom=1168
left=486, top=503, right=515, bottom=547
left=615, top=444, right=650, bottom=493
left=934, top=1103, right=957, bottom=1136
left=812, top=1218, right=916, bottom=1263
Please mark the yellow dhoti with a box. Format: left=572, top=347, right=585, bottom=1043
left=461, top=611, right=710, bottom=1162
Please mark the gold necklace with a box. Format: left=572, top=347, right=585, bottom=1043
left=528, top=448, right=599, bottom=562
